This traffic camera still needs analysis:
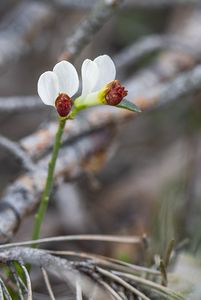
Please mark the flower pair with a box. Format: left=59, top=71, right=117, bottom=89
left=38, top=55, right=128, bottom=118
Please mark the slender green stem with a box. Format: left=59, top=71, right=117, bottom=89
left=32, top=117, right=66, bottom=243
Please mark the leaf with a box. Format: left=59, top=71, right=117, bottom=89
left=117, top=99, right=141, bottom=113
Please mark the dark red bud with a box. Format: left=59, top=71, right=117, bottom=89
left=105, top=80, right=128, bottom=106
left=55, top=93, right=72, bottom=117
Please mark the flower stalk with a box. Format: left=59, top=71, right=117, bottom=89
left=32, top=117, right=66, bottom=242
left=33, top=54, right=140, bottom=245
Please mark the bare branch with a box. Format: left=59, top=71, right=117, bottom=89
left=0, top=135, right=35, bottom=172
left=115, top=34, right=170, bottom=70
left=149, top=62, right=201, bottom=107
left=60, top=0, right=124, bottom=61
left=114, top=34, right=191, bottom=71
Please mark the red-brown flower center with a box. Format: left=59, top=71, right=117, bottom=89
left=55, top=93, right=73, bottom=117
left=105, top=80, right=128, bottom=106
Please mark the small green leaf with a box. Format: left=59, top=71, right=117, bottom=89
left=117, top=99, right=141, bottom=113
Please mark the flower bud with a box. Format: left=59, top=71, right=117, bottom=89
left=55, top=93, right=73, bottom=117
left=105, top=80, right=128, bottom=106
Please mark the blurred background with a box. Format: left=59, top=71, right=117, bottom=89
left=1, top=0, right=201, bottom=297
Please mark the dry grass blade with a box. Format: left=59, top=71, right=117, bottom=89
left=0, top=235, right=142, bottom=249
left=159, top=260, right=167, bottom=287
left=21, top=265, right=33, bottom=300
left=113, top=271, right=184, bottom=300
left=41, top=268, right=56, bottom=300
left=76, top=280, right=83, bottom=300
left=105, top=257, right=160, bottom=277
left=0, top=278, right=12, bottom=300
left=96, top=267, right=151, bottom=300
left=164, top=239, right=175, bottom=268
left=98, top=279, right=123, bottom=300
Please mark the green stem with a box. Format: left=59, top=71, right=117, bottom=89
left=32, top=117, right=66, bottom=243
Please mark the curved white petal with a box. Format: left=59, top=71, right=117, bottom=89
left=37, top=71, right=59, bottom=106
left=53, top=60, right=79, bottom=97
left=81, top=59, right=99, bottom=97
left=93, top=55, right=116, bottom=91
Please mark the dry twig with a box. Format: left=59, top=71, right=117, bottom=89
left=41, top=267, right=56, bottom=300
left=60, top=0, right=124, bottom=61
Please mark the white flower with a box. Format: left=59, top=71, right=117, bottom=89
left=81, top=54, right=116, bottom=98
left=37, top=60, right=79, bottom=117
left=74, top=55, right=117, bottom=108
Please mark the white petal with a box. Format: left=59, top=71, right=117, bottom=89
left=53, top=60, right=79, bottom=97
left=81, top=59, right=99, bottom=97
left=37, top=71, right=59, bottom=106
left=94, top=55, right=116, bottom=90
